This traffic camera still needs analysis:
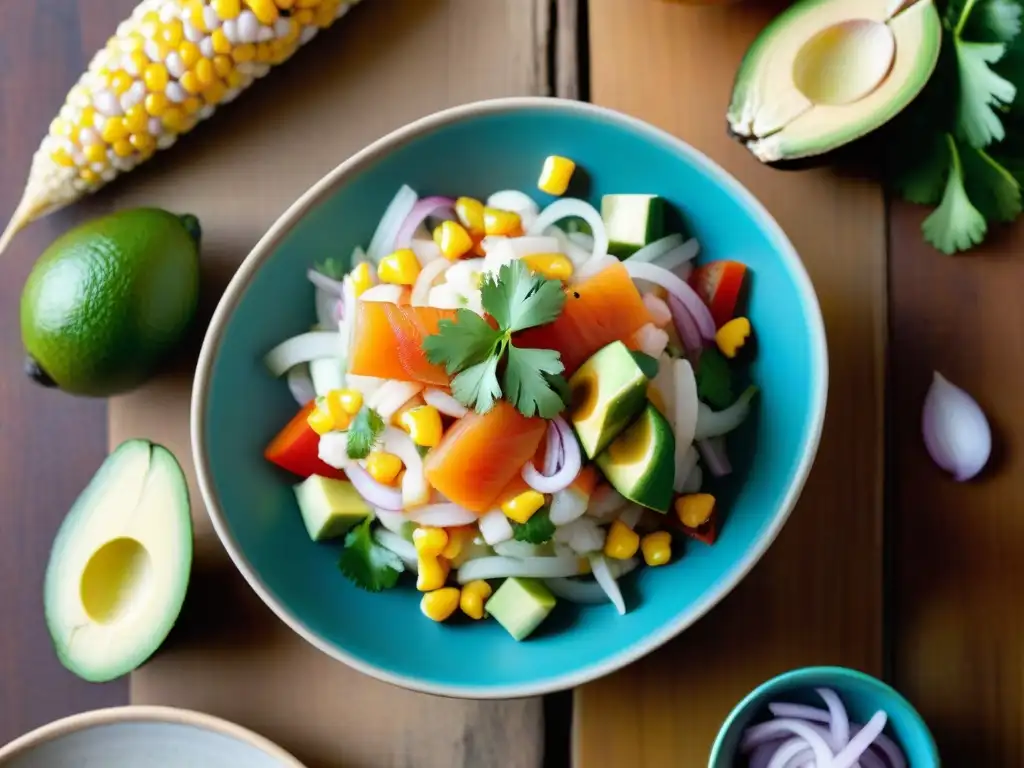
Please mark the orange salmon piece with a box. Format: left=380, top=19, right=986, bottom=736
left=348, top=302, right=455, bottom=386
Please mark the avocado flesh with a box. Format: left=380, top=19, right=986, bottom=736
left=596, top=404, right=676, bottom=514
left=486, top=577, right=556, bottom=641
left=729, top=0, right=941, bottom=162
left=569, top=341, right=649, bottom=459
left=44, top=440, right=192, bottom=682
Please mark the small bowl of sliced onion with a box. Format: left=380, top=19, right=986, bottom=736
left=709, top=666, right=939, bottom=768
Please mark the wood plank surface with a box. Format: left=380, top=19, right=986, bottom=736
left=98, top=1, right=558, bottom=766
left=576, top=2, right=886, bottom=764
left=0, top=1, right=125, bottom=746
left=889, top=203, right=1024, bottom=766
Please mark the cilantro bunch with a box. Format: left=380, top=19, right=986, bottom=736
left=423, top=260, right=569, bottom=419
left=888, top=0, right=1024, bottom=253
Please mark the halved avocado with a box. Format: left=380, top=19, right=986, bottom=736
left=569, top=341, right=649, bottom=459
left=596, top=404, right=676, bottom=514
left=729, top=0, right=942, bottom=163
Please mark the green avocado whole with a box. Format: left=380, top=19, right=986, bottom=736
left=20, top=208, right=201, bottom=397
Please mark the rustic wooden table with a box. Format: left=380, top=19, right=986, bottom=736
left=1, top=1, right=1020, bottom=766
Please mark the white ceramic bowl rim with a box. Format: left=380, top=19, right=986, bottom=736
left=0, top=706, right=306, bottom=767
left=191, top=96, right=829, bottom=700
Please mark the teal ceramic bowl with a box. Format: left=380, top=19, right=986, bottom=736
left=710, top=666, right=940, bottom=767
left=0, top=707, right=304, bottom=767
left=192, top=97, right=828, bottom=698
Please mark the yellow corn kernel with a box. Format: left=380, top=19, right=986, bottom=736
left=124, top=105, right=149, bottom=135
left=538, top=155, right=576, bottom=196
left=278, top=0, right=297, bottom=8
left=195, top=58, right=216, bottom=87
left=390, top=394, right=424, bottom=428
left=459, top=580, right=493, bottom=620
left=501, top=490, right=545, bottom=525
left=453, top=196, right=485, bottom=238
left=337, top=389, right=363, bottom=415
left=186, top=0, right=208, bottom=31
left=130, top=133, right=157, bottom=155
left=350, top=261, right=374, bottom=297
left=604, top=520, right=640, bottom=560
left=140, top=10, right=161, bottom=35
left=112, top=139, right=134, bottom=158
left=179, top=71, right=202, bottom=94
left=399, top=405, right=443, bottom=448
left=522, top=253, right=573, bottom=282
left=213, top=0, right=242, bottom=19
left=413, top=526, right=449, bottom=557
left=365, top=451, right=403, bottom=485
left=100, top=117, right=129, bottom=143
left=245, top=0, right=280, bottom=24
left=211, top=28, right=232, bottom=55
left=294, top=8, right=314, bottom=24
left=128, top=50, right=149, bottom=77
left=213, top=54, right=234, bottom=78
left=78, top=106, right=96, bottom=130
left=420, top=587, right=460, bottom=622
left=296, top=0, right=320, bottom=8
left=640, top=531, right=672, bottom=567
left=179, top=41, right=201, bottom=68
left=441, top=526, right=472, bottom=561
left=314, top=1, right=337, bottom=27
left=483, top=207, right=522, bottom=237
left=377, top=248, right=421, bottom=285
left=416, top=554, right=450, bottom=592
left=145, top=92, right=169, bottom=117
left=80, top=168, right=101, bottom=184
left=84, top=143, right=107, bottom=165
left=203, top=79, right=227, bottom=106
left=179, top=96, right=200, bottom=115
left=255, top=42, right=274, bottom=62
left=50, top=117, right=72, bottom=138
left=227, top=69, right=247, bottom=89
left=675, top=493, right=716, bottom=529
left=323, top=390, right=353, bottom=429
left=232, top=43, right=256, bottom=63
left=433, top=221, right=474, bottom=261
left=715, top=317, right=751, bottom=359
left=306, top=405, right=335, bottom=436
left=160, top=19, right=184, bottom=48
left=51, top=147, right=75, bottom=167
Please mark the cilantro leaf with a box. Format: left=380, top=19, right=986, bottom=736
left=961, top=143, right=1022, bottom=221
left=511, top=508, right=556, bottom=544
left=338, top=519, right=404, bottom=592
left=962, top=0, right=1023, bottom=43
left=451, top=355, right=503, bottom=414
left=922, top=135, right=989, bottom=254
left=422, top=309, right=502, bottom=375
left=314, top=257, right=346, bottom=280
left=695, top=347, right=734, bottom=409
left=955, top=40, right=1016, bottom=147
left=346, top=406, right=385, bottom=460
left=481, top=260, right=566, bottom=333
left=503, top=345, right=566, bottom=419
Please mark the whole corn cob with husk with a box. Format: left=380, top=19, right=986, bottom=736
left=0, top=0, right=364, bottom=254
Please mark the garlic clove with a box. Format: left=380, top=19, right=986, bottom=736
left=922, top=372, right=992, bottom=482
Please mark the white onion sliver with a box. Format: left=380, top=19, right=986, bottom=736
left=546, top=226, right=593, bottom=267
left=381, top=427, right=429, bottom=508
left=374, top=508, right=411, bottom=537
left=653, top=238, right=700, bottom=271
left=307, top=267, right=346, bottom=296
left=549, top=486, right=589, bottom=525
left=456, top=555, right=582, bottom=583
left=740, top=720, right=833, bottom=767
left=286, top=365, right=316, bottom=406
left=369, top=381, right=424, bottom=420
left=766, top=737, right=811, bottom=768
left=405, top=503, right=478, bottom=527
left=833, top=711, right=888, bottom=768
left=606, top=556, right=639, bottom=580
left=265, top=331, right=341, bottom=376
left=340, top=277, right=357, bottom=364
left=567, top=230, right=595, bottom=249
left=618, top=505, right=643, bottom=529
left=553, top=517, right=605, bottom=554
left=680, top=463, right=704, bottom=494
left=543, top=577, right=608, bottom=604
left=317, top=432, right=351, bottom=469
left=423, top=388, right=468, bottom=418
left=767, top=703, right=831, bottom=723
left=411, top=257, right=450, bottom=306
left=493, top=540, right=546, bottom=558
left=625, top=261, right=716, bottom=340
left=310, top=357, right=346, bottom=397
left=673, top=359, right=699, bottom=481
left=503, top=235, right=562, bottom=258
left=367, top=185, right=417, bottom=263
left=698, top=437, right=732, bottom=478
left=694, top=386, right=758, bottom=440
left=817, top=687, right=850, bottom=749
left=410, top=237, right=443, bottom=265
left=625, top=233, right=683, bottom=264
left=350, top=245, right=369, bottom=266
left=486, top=190, right=541, bottom=230
left=668, top=293, right=704, bottom=355
left=345, top=464, right=404, bottom=511
left=373, top=528, right=418, bottom=570
left=589, top=554, right=626, bottom=615
left=674, top=444, right=700, bottom=494
left=314, top=285, right=339, bottom=329
left=359, top=284, right=404, bottom=303
left=522, top=417, right=582, bottom=494
left=586, top=485, right=628, bottom=522
left=528, top=198, right=609, bottom=266
left=478, top=508, right=514, bottom=545
left=572, top=254, right=618, bottom=284
left=543, top=419, right=563, bottom=477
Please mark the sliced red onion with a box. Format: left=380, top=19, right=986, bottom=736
left=478, top=508, right=514, bottom=545
left=411, top=257, right=450, bottom=307
left=372, top=528, right=417, bottom=570
left=456, top=555, right=582, bottom=583
left=589, top=554, right=626, bottom=615
left=833, top=711, right=887, bottom=768
left=668, top=293, right=705, bottom=356
left=866, top=732, right=907, bottom=768
left=697, top=437, right=733, bottom=477
left=740, top=720, right=833, bottom=766
left=543, top=576, right=609, bottom=604
left=625, top=233, right=684, bottom=264
left=768, top=703, right=830, bottom=723
left=694, top=385, right=759, bottom=440
left=405, top=503, right=477, bottom=527
left=307, top=268, right=346, bottom=296
left=264, top=331, right=343, bottom=377
left=345, top=464, right=404, bottom=511
left=922, top=371, right=991, bottom=481
left=286, top=365, right=316, bottom=406
left=767, top=737, right=811, bottom=768
left=543, top=420, right=564, bottom=477
left=522, top=417, right=581, bottom=494
left=528, top=199, right=609, bottom=266
left=395, top=196, right=456, bottom=249
left=626, top=261, right=716, bottom=340
left=817, top=687, right=850, bottom=749
left=367, top=185, right=418, bottom=263
left=423, top=387, right=468, bottom=418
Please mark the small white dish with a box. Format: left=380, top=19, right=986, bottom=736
left=0, top=706, right=306, bottom=768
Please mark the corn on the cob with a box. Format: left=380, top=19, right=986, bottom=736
left=0, top=0, right=365, bottom=254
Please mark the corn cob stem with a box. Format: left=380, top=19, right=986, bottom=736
left=1, top=0, right=364, bottom=257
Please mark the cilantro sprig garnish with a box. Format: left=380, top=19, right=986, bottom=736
left=338, top=518, right=404, bottom=592
left=346, top=406, right=385, bottom=460
left=423, top=260, right=568, bottom=418
left=314, top=256, right=346, bottom=280
left=511, top=508, right=556, bottom=544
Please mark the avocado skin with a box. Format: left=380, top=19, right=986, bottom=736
left=727, top=120, right=886, bottom=174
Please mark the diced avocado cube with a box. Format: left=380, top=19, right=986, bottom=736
left=596, top=403, right=676, bottom=514
left=485, top=577, right=556, bottom=641
left=569, top=341, right=649, bottom=459
left=293, top=475, right=372, bottom=542
left=601, top=194, right=665, bottom=258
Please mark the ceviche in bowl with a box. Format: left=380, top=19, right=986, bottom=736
left=193, top=99, right=827, bottom=697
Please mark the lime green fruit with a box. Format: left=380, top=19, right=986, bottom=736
left=20, top=208, right=201, bottom=396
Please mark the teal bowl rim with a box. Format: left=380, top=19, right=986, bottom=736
left=191, top=96, right=829, bottom=699
left=0, top=706, right=306, bottom=766
left=708, top=666, right=941, bottom=767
